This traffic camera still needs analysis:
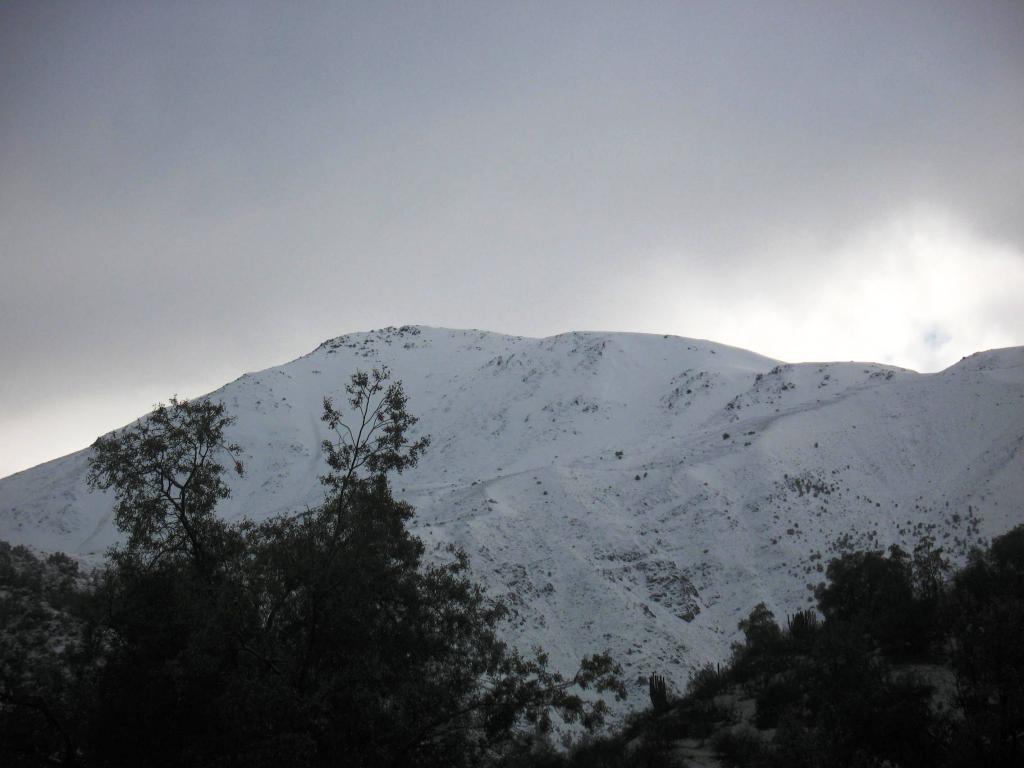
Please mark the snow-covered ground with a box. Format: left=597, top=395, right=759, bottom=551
left=2, top=326, right=1022, bottom=705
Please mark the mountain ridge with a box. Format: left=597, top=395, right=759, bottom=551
left=3, top=326, right=1022, bottom=704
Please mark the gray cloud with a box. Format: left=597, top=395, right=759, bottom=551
left=2, top=1, right=1023, bottom=476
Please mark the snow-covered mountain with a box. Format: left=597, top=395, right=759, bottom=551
left=2, top=326, right=1023, bottom=702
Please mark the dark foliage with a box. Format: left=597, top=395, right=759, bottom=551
left=572, top=524, right=1024, bottom=768
left=2, top=370, right=624, bottom=767
left=685, top=662, right=729, bottom=701
left=87, top=396, right=244, bottom=570
left=693, top=527, right=1024, bottom=768
left=0, top=543, right=97, bottom=768
left=946, top=526, right=1024, bottom=767
left=816, top=546, right=917, bottom=656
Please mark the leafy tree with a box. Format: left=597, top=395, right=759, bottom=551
left=0, top=543, right=98, bottom=768
left=815, top=546, right=916, bottom=656
left=80, top=369, right=623, bottom=767
left=730, top=602, right=786, bottom=689
left=86, top=396, right=244, bottom=568
left=948, top=526, right=1024, bottom=767
left=226, top=368, right=623, bottom=766
left=319, top=366, right=429, bottom=497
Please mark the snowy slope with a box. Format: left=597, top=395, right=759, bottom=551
left=2, top=326, right=1022, bottom=703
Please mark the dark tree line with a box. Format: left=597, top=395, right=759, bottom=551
left=0, top=369, right=623, bottom=768
left=606, top=531, right=1024, bottom=768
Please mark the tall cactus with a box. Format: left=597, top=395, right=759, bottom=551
left=648, top=673, right=670, bottom=713
left=786, top=608, right=821, bottom=650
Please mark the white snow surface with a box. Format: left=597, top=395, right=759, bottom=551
left=2, top=326, right=1023, bottom=705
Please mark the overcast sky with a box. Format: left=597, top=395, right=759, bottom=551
left=2, top=1, right=1023, bottom=478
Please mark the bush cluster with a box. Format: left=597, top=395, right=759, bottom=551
left=555, top=528, right=1024, bottom=768
left=698, top=531, right=1024, bottom=768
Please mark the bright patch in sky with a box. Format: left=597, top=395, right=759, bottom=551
left=648, top=208, right=1024, bottom=373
